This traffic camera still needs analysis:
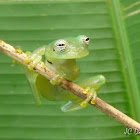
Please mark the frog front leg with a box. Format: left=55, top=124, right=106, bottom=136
left=61, top=75, right=106, bottom=112
left=24, top=46, right=46, bottom=70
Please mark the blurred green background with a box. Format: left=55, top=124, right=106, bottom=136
left=0, top=0, right=140, bottom=140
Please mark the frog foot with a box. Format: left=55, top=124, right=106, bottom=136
left=15, top=48, right=23, bottom=54
left=50, top=74, right=64, bottom=85
left=25, top=51, right=31, bottom=57
left=24, top=53, right=42, bottom=70
left=80, top=87, right=97, bottom=108
left=24, top=51, right=33, bottom=64
left=40, top=62, right=46, bottom=69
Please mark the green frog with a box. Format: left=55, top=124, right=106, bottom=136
left=22, top=35, right=106, bottom=112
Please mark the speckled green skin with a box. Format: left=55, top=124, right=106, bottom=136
left=22, top=35, right=106, bottom=112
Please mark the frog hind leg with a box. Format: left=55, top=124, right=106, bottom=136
left=61, top=99, right=84, bottom=112
left=22, top=65, right=42, bottom=106
left=61, top=75, right=106, bottom=112
left=22, top=47, right=46, bottom=105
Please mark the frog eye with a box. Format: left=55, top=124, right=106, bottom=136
left=54, top=40, right=68, bottom=52
left=83, top=36, right=90, bottom=46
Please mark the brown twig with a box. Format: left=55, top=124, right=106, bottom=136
left=0, top=40, right=140, bottom=134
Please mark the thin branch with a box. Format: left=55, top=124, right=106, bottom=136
left=0, top=40, right=140, bottom=133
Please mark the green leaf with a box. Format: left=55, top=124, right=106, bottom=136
left=0, top=0, right=139, bottom=140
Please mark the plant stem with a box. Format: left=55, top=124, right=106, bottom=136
left=0, top=40, right=140, bottom=133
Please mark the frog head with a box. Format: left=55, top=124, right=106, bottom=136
left=45, top=35, right=90, bottom=59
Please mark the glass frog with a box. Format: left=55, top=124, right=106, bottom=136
left=22, top=35, right=106, bottom=112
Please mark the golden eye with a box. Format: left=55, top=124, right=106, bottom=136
left=54, top=40, right=68, bottom=52
left=83, top=36, right=90, bottom=46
